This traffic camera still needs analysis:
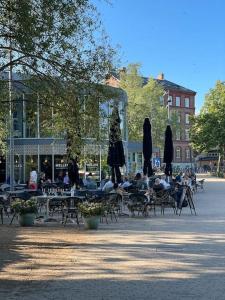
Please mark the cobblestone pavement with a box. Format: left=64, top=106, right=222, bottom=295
left=1, top=175, right=225, bottom=300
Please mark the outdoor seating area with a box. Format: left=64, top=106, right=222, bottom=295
left=0, top=168, right=201, bottom=227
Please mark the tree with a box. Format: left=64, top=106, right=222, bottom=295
left=190, top=81, right=225, bottom=174
left=0, top=0, right=116, bottom=154
left=0, top=0, right=114, bottom=81
left=120, top=64, right=171, bottom=149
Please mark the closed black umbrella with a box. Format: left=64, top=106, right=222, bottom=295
left=68, top=157, right=80, bottom=188
left=163, top=125, right=173, bottom=176
left=107, top=105, right=125, bottom=183
left=143, top=118, right=153, bottom=177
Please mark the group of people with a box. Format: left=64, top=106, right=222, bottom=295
left=99, top=170, right=196, bottom=208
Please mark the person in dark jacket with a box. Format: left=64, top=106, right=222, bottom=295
left=152, top=178, right=164, bottom=192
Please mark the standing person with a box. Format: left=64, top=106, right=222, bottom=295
left=29, top=167, right=38, bottom=190
left=68, top=157, right=80, bottom=188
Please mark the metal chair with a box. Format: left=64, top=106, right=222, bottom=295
left=127, top=193, right=148, bottom=217
left=152, top=190, right=176, bottom=215
left=62, top=197, right=82, bottom=226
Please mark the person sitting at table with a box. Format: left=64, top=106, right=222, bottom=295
left=38, top=172, right=46, bottom=189
left=63, top=171, right=70, bottom=186
left=83, top=173, right=97, bottom=190
left=172, top=181, right=185, bottom=208
left=121, top=177, right=132, bottom=189
left=133, top=173, right=148, bottom=190
left=175, top=172, right=183, bottom=183
left=159, top=175, right=171, bottom=190
left=102, top=177, right=114, bottom=193
left=152, top=178, right=164, bottom=192
left=56, top=171, right=64, bottom=184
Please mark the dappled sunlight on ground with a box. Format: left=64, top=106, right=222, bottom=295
left=1, top=175, right=225, bottom=299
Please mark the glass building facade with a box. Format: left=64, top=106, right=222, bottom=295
left=2, top=85, right=128, bottom=184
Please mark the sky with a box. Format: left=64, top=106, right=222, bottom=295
left=94, top=0, right=225, bottom=112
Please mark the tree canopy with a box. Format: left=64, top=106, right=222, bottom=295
left=120, top=64, right=178, bottom=149
left=0, top=0, right=115, bottom=81
left=0, top=0, right=117, bottom=156
left=190, top=80, right=225, bottom=172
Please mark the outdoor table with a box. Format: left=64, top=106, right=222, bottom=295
left=36, top=195, right=85, bottom=222
left=14, top=184, right=27, bottom=190
left=6, top=190, right=26, bottom=197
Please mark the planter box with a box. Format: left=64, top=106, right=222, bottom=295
left=18, top=213, right=36, bottom=226
left=84, top=216, right=100, bottom=230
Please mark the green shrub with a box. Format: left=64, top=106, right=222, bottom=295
left=79, top=202, right=104, bottom=217
left=11, top=199, right=38, bottom=215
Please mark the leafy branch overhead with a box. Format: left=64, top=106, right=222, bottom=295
left=0, top=0, right=115, bottom=82
left=0, top=0, right=118, bottom=154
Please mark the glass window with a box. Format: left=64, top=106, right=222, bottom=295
left=177, top=113, right=181, bottom=123
left=132, top=153, right=135, bottom=162
left=137, top=152, right=142, bottom=164
left=186, top=148, right=190, bottom=159
left=176, top=130, right=181, bottom=140
left=176, top=147, right=181, bottom=159
left=168, top=95, right=172, bottom=106
left=185, top=97, right=190, bottom=108
left=185, top=129, right=190, bottom=141
left=159, top=96, right=164, bottom=106
left=185, top=113, right=190, bottom=124
left=176, top=96, right=180, bottom=107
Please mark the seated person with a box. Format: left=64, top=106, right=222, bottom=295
left=159, top=175, right=171, bottom=190
left=38, top=172, right=46, bottom=189
left=152, top=178, right=164, bottom=192
left=102, top=177, right=114, bottom=193
left=175, top=172, right=183, bottom=183
left=56, top=171, right=64, bottom=183
left=133, top=173, right=148, bottom=190
left=121, top=177, right=132, bottom=189
left=172, top=182, right=185, bottom=208
left=182, top=175, right=192, bottom=188
left=63, top=171, right=70, bottom=186
left=83, top=173, right=97, bottom=190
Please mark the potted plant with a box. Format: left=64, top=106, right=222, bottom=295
left=79, top=202, right=104, bottom=229
left=11, top=199, right=38, bottom=226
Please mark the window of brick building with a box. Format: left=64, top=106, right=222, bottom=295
left=176, top=130, right=181, bottom=140
left=168, top=95, right=173, bottom=106
left=176, top=147, right=181, bottom=159
left=185, top=113, right=190, bottom=124
left=185, top=129, right=190, bottom=141
left=175, top=96, right=180, bottom=107
left=185, top=97, right=190, bottom=108
left=185, top=148, right=190, bottom=159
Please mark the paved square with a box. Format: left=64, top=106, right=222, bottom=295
left=1, top=175, right=225, bottom=299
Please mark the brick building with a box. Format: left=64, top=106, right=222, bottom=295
left=106, top=71, right=196, bottom=169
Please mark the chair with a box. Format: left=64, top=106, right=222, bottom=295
left=196, top=179, right=205, bottom=191
left=127, top=193, right=148, bottom=217
left=62, top=197, right=81, bottom=226
left=0, top=196, right=10, bottom=224
left=101, top=193, right=122, bottom=222
left=152, top=189, right=176, bottom=215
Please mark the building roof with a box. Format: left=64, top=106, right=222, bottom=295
left=152, top=78, right=196, bottom=95
left=109, top=71, right=196, bottom=95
